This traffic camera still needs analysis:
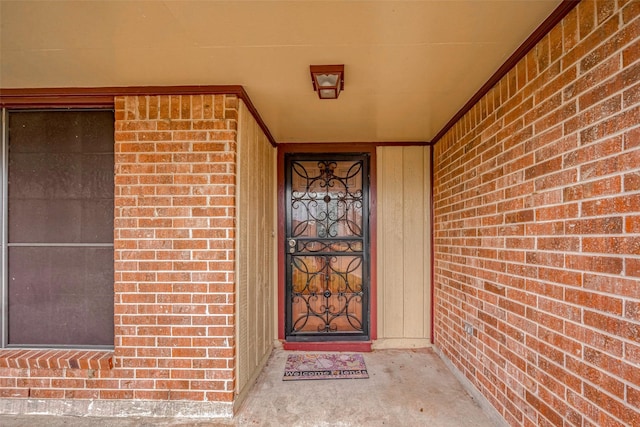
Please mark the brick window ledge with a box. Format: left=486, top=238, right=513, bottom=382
left=0, top=349, right=113, bottom=370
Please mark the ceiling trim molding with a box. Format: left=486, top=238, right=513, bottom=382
left=0, top=85, right=277, bottom=147
left=236, top=86, right=277, bottom=147
left=430, top=0, right=580, bottom=146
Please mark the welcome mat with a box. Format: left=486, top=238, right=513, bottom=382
left=283, top=353, right=369, bottom=381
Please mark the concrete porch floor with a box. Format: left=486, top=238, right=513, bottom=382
left=0, top=348, right=500, bottom=426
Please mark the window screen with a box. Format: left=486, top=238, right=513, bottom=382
left=6, top=110, right=114, bottom=347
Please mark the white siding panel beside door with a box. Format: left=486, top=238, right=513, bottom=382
left=375, top=145, right=431, bottom=349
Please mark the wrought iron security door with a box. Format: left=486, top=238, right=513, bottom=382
left=285, top=154, right=369, bottom=341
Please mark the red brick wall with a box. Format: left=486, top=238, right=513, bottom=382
left=433, top=1, right=640, bottom=426
left=0, top=94, right=238, bottom=408
left=113, top=94, right=238, bottom=402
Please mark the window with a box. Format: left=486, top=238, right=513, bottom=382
left=2, top=109, right=114, bottom=348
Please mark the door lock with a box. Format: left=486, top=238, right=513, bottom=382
left=288, top=239, right=296, bottom=253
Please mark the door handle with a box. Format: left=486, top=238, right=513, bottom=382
left=288, top=239, right=296, bottom=253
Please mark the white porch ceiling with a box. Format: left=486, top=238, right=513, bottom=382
left=0, top=0, right=562, bottom=143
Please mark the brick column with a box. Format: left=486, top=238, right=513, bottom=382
left=114, top=94, right=238, bottom=403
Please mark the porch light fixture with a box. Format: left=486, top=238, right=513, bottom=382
left=310, top=65, right=344, bottom=99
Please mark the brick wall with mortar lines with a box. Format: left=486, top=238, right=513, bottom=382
left=433, top=1, right=639, bottom=426
left=0, top=94, right=238, bottom=403
left=113, top=94, right=237, bottom=402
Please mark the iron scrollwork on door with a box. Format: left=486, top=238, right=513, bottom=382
left=285, top=156, right=369, bottom=340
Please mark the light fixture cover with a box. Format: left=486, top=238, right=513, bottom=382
left=310, top=65, right=344, bottom=99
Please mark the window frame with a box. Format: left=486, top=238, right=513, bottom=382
left=0, top=107, right=115, bottom=350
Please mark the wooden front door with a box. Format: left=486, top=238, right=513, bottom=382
left=284, top=154, right=370, bottom=341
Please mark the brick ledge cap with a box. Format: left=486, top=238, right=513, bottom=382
left=0, top=349, right=113, bottom=370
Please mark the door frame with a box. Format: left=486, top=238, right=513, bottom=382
left=277, top=144, right=377, bottom=351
